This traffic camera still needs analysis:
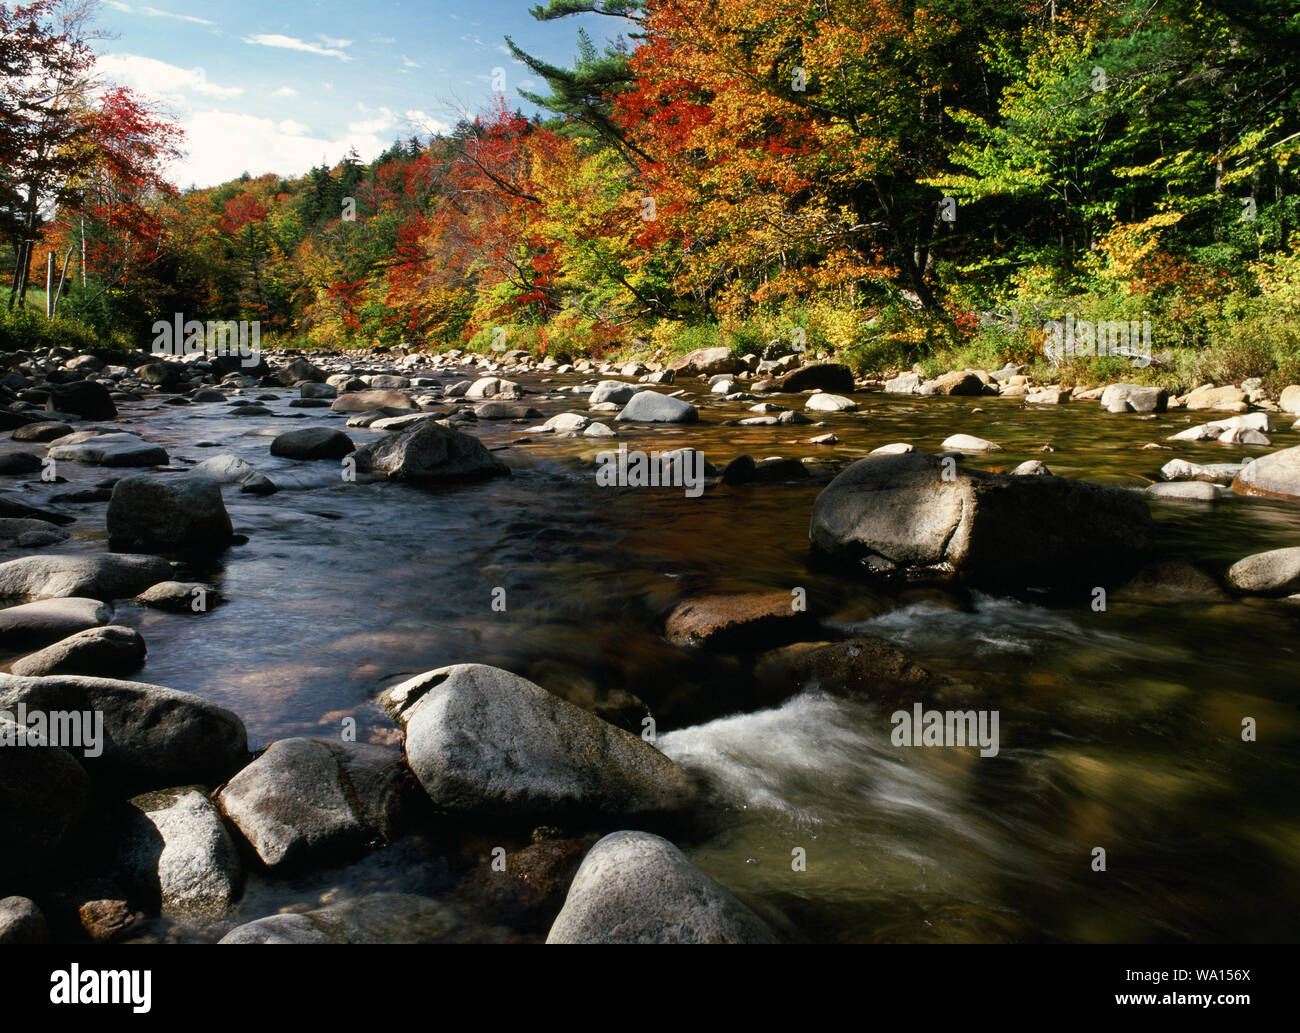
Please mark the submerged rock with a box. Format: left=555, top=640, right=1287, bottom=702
left=664, top=591, right=815, bottom=650
left=48, top=431, right=167, bottom=468
left=546, top=831, right=775, bottom=944
left=382, top=664, right=693, bottom=821
left=220, top=893, right=508, bottom=944
left=352, top=419, right=508, bottom=482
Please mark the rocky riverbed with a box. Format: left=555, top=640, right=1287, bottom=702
left=1, top=343, right=1299, bottom=944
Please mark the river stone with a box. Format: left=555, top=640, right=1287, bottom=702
left=0, top=598, right=110, bottom=648
left=1026, top=387, right=1070, bottom=405
left=0, top=517, right=69, bottom=547
left=1169, top=412, right=1271, bottom=443
left=352, top=419, right=508, bottom=482
left=0, top=718, right=91, bottom=882
left=330, top=390, right=418, bottom=414
left=10, top=625, right=146, bottom=677
left=269, top=427, right=355, bottom=460
left=0, top=673, right=247, bottom=789
left=942, top=433, right=1002, bottom=453
left=543, top=412, right=591, bottom=433
left=754, top=637, right=957, bottom=706
left=1225, top=547, right=1300, bottom=595
left=367, top=374, right=410, bottom=390
left=220, top=893, right=505, bottom=944
left=12, top=421, right=72, bottom=443
left=1185, top=384, right=1248, bottom=411
left=45, top=381, right=116, bottom=420
left=872, top=442, right=914, bottom=454
left=48, top=431, right=168, bottom=467
left=1279, top=386, right=1300, bottom=414
left=0, top=495, right=75, bottom=525
left=588, top=381, right=638, bottom=406
left=922, top=371, right=984, bottom=396
left=804, top=393, right=858, bottom=413
left=668, top=347, right=741, bottom=377
left=455, top=835, right=597, bottom=932
left=615, top=391, right=699, bottom=424
left=546, top=831, right=775, bottom=944
left=884, top=372, right=921, bottom=394
left=107, top=475, right=233, bottom=553
left=299, top=381, right=337, bottom=400
left=0, top=896, right=49, bottom=943
left=1100, top=383, right=1167, bottom=413
left=1160, top=459, right=1247, bottom=485
left=664, top=591, right=815, bottom=650
left=474, top=402, right=541, bottom=420
left=1231, top=445, right=1300, bottom=498
left=135, top=581, right=216, bottom=613
left=190, top=389, right=225, bottom=402
left=0, top=553, right=170, bottom=602
left=382, top=664, right=694, bottom=821
left=1011, top=460, right=1051, bottom=476
left=191, top=453, right=259, bottom=485
left=0, top=451, right=41, bottom=476
left=276, top=357, right=326, bottom=386
left=774, top=363, right=854, bottom=394
left=1145, top=481, right=1220, bottom=501
left=465, top=377, right=522, bottom=400
left=1115, top=561, right=1230, bottom=603
left=217, top=739, right=410, bottom=874
left=810, top=452, right=1153, bottom=587
left=117, top=786, right=242, bottom=917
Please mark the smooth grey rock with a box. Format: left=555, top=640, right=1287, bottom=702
left=616, top=391, right=699, bottom=424
left=135, top=581, right=216, bottom=613
left=117, top=786, right=242, bottom=916
left=942, top=433, right=1001, bottom=452
left=0, top=553, right=170, bottom=602
left=0, top=598, right=111, bottom=648
left=0, top=896, right=49, bottom=943
left=588, top=381, right=638, bottom=406
left=352, top=420, right=508, bottom=482
left=1159, top=459, right=1247, bottom=485
left=1225, top=547, right=1300, bottom=595
left=1011, top=460, right=1051, bottom=476
left=546, top=831, right=774, bottom=944
left=11, top=421, right=72, bottom=443
left=299, top=382, right=337, bottom=400
left=0, top=673, right=247, bottom=788
left=330, top=390, right=418, bottom=414
left=1100, top=383, right=1167, bottom=413
left=668, top=347, right=741, bottom=377
left=1232, top=445, right=1300, bottom=498
left=269, top=427, right=355, bottom=461
left=48, top=431, right=167, bottom=468
left=107, top=476, right=233, bottom=553
left=217, top=739, right=410, bottom=873
left=884, top=372, right=921, bottom=394
left=383, top=664, right=693, bottom=821
left=219, top=893, right=504, bottom=944
left=192, top=454, right=258, bottom=484
left=804, top=393, right=858, bottom=412
left=1144, top=481, right=1220, bottom=501
left=10, top=625, right=146, bottom=677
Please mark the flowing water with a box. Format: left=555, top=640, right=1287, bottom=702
left=10, top=365, right=1300, bottom=943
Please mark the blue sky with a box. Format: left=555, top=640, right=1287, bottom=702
left=91, top=0, right=626, bottom=188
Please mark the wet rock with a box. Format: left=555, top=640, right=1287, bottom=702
left=190, top=389, right=225, bottom=403
left=1169, top=412, right=1271, bottom=443
left=220, top=893, right=506, bottom=944
left=1185, top=385, right=1248, bottom=411
left=135, top=580, right=216, bottom=613
left=872, top=442, right=914, bottom=454
left=668, top=347, right=741, bottom=377
left=754, top=637, right=954, bottom=704
left=1159, top=459, right=1247, bottom=485
left=809, top=433, right=838, bottom=445
left=942, top=433, right=1001, bottom=453
left=330, top=390, right=419, bottom=414
left=353, top=419, right=508, bottom=482
left=10, top=625, right=146, bottom=677
left=0, top=553, right=170, bottom=602
left=217, top=739, right=411, bottom=874
left=0, top=452, right=42, bottom=475
left=299, top=382, right=337, bottom=400
left=46, top=878, right=144, bottom=943
left=0, top=598, right=111, bottom=648
left=1225, top=547, right=1300, bottom=595
left=546, top=831, right=774, bottom=944
left=1231, top=445, right=1300, bottom=498
left=776, top=363, right=854, bottom=393
left=1144, top=481, right=1220, bottom=501
left=753, top=457, right=810, bottom=481
left=1100, top=383, right=1167, bottom=413
left=107, top=475, right=233, bottom=553
left=0, top=717, right=91, bottom=882
left=0, top=673, right=248, bottom=788
left=0, top=495, right=75, bottom=525
left=0, top=896, right=49, bottom=943
left=465, top=377, right=522, bottom=401
left=456, top=834, right=597, bottom=931
left=370, top=413, right=438, bottom=431
left=269, top=427, right=355, bottom=460
left=1026, top=386, right=1070, bottom=405
left=1011, top=460, right=1050, bottom=476
left=722, top=454, right=756, bottom=485
left=921, top=370, right=984, bottom=396
left=191, top=453, right=259, bottom=484
left=810, top=452, right=1153, bottom=587
left=776, top=409, right=812, bottom=425
left=45, top=381, right=116, bottom=420
left=0, top=517, right=69, bottom=547
left=382, top=664, right=693, bottom=821
left=804, top=393, right=858, bottom=412
left=541, top=412, right=590, bottom=433
left=474, top=402, right=541, bottom=420
left=664, top=591, right=815, bottom=650
left=117, top=786, right=242, bottom=917
left=345, top=406, right=415, bottom=427
left=584, top=422, right=615, bottom=438
left=588, top=381, right=638, bottom=406
left=1115, top=561, right=1229, bottom=602
left=48, top=431, right=168, bottom=467
left=615, top=391, right=699, bottom=423
left=1279, top=385, right=1300, bottom=415
left=884, top=372, right=921, bottom=394
left=276, top=357, right=326, bottom=386
left=11, top=421, right=72, bottom=443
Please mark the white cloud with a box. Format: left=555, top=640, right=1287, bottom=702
left=169, top=108, right=391, bottom=187
left=271, top=86, right=298, bottom=98
left=401, top=55, right=421, bottom=68
left=140, top=6, right=214, bottom=25
left=404, top=110, right=452, bottom=135
left=97, top=53, right=243, bottom=103
left=347, top=103, right=396, bottom=136
left=244, top=34, right=352, bottom=60
left=317, top=35, right=354, bottom=49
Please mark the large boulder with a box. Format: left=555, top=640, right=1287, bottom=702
left=269, top=427, right=355, bottom=460
left=804, top=393, right=858, bottom=413
left=116, top=786, right=243, bottom=917
left=107, top=475, right=233, bottom=553
left=664, top=591, right=814, bottom=649
left=45, top=380, right=116, bottom=420
left=352, top=420, right=508, bottom=482
left=10, top=625, right=146, bottom=677
left=668, top=347, right=741, bottom=377
left=587, top=381, right=639, bottom=406
left=330, top=390, right=419, bottom=414
left=48, top=431, right=168, bottom=468
left=0, top=598, right=110, bottom=648
left=546, top=831, right=775, bottom=944
left=1279, top=385, right=1300, bottom=415
left=0, top=717, right=91, bottom=882
left=615, top=391, right=699, bottom=424
left=0, top=673, right=248, bottom=788
left=1185, top=384, right=1248, bottom=411
left=464, top=377, right=522, bottom=401
left=809, top=452, right=1153, bottom=587
left=381, top=664, right=694, bottom=821
left=921, top=370, right=984, bottom=396
left=1225, top=547, right=1300, bottom=595
left=216, top=739, right=411, bottom=874
left=1100, top=383, right=1167, bottom=413
left=276, top=357, right=326, bottom=386
left=0, top=553, right=170, bottom=602
left=1232, top=445, right=1300, bottom=499
left=776, top=363, right=855, bottom=394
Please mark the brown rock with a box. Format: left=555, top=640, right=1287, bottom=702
left=664, top=591, right=815, bottom=649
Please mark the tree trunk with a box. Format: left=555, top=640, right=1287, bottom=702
left=53, top=245, right=74, bottom=316
left=45, top=251, right=53, bottom=317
